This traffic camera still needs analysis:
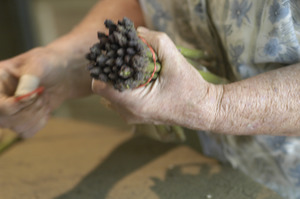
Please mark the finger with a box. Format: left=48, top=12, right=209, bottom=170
left=9, top=97, right=44, bottom=129
left=20, top=111, right=49, bottom=139
left=0, top=97, right=37, bottom=116
left=0, top=74, right=42, bottom=116
left=14, top=74, right=41, bottom=102
left=11, top=98, right=48, bottom=137
left=136, top=28, right=191, bottom=84
left=0, top=70, right=29, bottom=115
left=0, top=56, right=21, bottom=70
left=0, top=69, right=18, bottom=96
left=91, top=78, right=108, bottom=93
left=137, top=27, right=182, bottom=64
left=91, top=78, right=127, bottom=100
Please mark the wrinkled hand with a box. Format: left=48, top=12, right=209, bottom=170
left=0, top=47, right=90, bottom=138
left=92, top=28, right=218, bottom=130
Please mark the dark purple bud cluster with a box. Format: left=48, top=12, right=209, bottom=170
left=86, top=17, right=149, bottom=91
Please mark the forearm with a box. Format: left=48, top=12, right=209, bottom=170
left=212, top=63, right=300, bottom=136
left=46, top=0, right=145, bottom=98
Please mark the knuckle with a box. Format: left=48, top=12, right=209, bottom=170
left=0, top=106, right=18, bottom=116
left=155, top=32, right=169, bottom=45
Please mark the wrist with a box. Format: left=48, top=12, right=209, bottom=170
left=194, top=83, right=224, bottom=132
left=45, top=33, right=93, bottom=68
left=162, top=75, right=224, bottom=132
left=43, top=37, right=93, bottom=99
left=206, top=84, right=224, bottom=132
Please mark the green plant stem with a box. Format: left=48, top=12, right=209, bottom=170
left=177, top=46, right=210, bottom=60
left=146, top=52, right=227, bottom=85
left=0, top=136, right=22, bottom=155
left=146, top=61, right=161, bottom=74
left=199, top=70, right=228, bottom=84
left=145, top=45, right=210, bottom=62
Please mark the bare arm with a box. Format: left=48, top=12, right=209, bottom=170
left=211, top=63, right=300, bottom=136
left=0, top=0, right=145, bottom=137
left=46, top=0, right=145, bottom=99
left=92, top=28, right=300, bottom=136
left=166, top=61, right=300, bottom=136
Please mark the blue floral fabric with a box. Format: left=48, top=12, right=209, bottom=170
left=139, top=0, right=300, bottom=198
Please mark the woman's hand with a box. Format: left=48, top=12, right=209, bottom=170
left=92, top=28, right=222, bottom=131
left=0, top=47, right=92, bottom=138
left=0, top=0, right=147, bottom=138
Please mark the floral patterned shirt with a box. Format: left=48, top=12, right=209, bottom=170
left=139, top=0, right=300, bottom=198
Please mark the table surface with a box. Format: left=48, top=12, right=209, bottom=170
left=0, top=96, right=283, bottom=199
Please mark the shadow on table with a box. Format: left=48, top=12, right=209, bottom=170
left=54, top=136, right=178, bottom=199
left=54, top=134, right=282, bottom=199
left=150, top=163, right=282, bottom=199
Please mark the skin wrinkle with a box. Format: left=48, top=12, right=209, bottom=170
left=177, top=76, right=217, bottom=131
left=212, top=63, right=300, bottom=135
left=156, top=52, right=203, bottom=126
left=210, top=84, right=224, bottom=131
left=239, top=85, right=276, bottom=134
left=185, top=85, right=205, bottom=126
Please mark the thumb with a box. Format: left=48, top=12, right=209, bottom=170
left=0, top=74, right=40, bottom=116
left=136, top=27, right=186, bottom=78
left=136, top=27, right=182, bottom=64
left=14, top=74, right=41, bottom=102
left=91, top=78, right=107, bottom=94
left=91, top=78, right=121, bottom=98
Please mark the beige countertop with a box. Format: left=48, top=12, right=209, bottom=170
left=0, top=96, right=283, bottom=199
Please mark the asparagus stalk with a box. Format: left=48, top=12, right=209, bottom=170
left=86, top=17, right=228, bottom=142
left=0, top=133, right=21, bottom=155
left=177, top=46, right=211, bottom=61
left=86, top=17, right=224, bottom=91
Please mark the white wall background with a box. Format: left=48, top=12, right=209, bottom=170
left=31, top=0, right=98, bottom=45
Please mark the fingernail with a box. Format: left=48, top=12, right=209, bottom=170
left=91, top=79, right=106, bottom=93
left=137, top=26, right=149, bottom=34
left=14, top=75, right=40, bottom=97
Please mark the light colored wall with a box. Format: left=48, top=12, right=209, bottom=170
left=31, top=0, right=98, bottom=45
